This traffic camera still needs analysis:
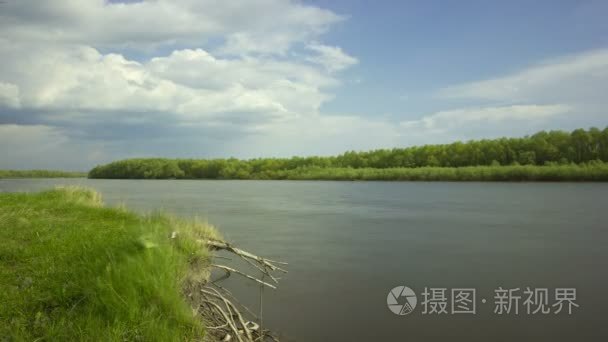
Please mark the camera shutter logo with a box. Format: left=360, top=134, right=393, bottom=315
left=387, top=286, right=417, bottom=315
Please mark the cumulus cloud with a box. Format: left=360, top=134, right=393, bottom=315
left=0, top=1, right=362, bottom=168
left=0, top=0, right=342, bottom=54
left=0, top=1, right=350, bottom=127
left=147, top=48, right=337, bottom=117
left=0, top=42, right=338, bottom=129
left=1, top=1, right=606, bottom=170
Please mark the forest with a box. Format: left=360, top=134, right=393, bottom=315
left=88, top=127, right=608, bottom=181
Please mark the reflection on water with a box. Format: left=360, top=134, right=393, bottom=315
left=2, top=179, right=607, bottom=341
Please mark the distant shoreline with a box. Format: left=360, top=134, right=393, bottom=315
left=0, top=170, right=86, bottom=179
left=4, top=164, right=608, bottom=182
left=86, top=127, right=608, bottom=181
left=7, top=127, right=608, bottom=182
left=84, top=164, right=608, bottom=182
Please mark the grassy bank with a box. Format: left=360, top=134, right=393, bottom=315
left=272, top=163, right=608, bottom=181
left=0, top=170, right=86, bottom=178
left=0, top=187, right=219, bottom=341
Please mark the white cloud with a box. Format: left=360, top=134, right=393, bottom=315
left=438, top=49, right=608, bottom=105
left=0, top=43, right=339, bottom=127
left=376, top=103, right=583, bottom=148
left=0, top=0, right=343, bottom=54
left=1, top=2, right=606, bottom=170
left=305, top=42, right=358, bottom=72
left=0, top=1, right=365, bottom=169
left=147, top=48, right=337, bottom=116
left=416, top=49, right=608, bottom=142
left=0, top=1, right=353, bottom=135
left=401, top=104, right=570, bottom=131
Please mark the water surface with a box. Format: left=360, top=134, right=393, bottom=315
left=1, top=179, right=607, bottom=341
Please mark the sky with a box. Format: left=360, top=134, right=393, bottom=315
left=1, top=0, right=607, bottom=170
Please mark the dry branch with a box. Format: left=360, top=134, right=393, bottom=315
left=202, top=288, right=253, bottom=341
left=201, top=239, right=288, bottom=273
left=211, top=264, right=277, bottom=289
left=192, top=237, right=287, bottom=342
left=203, top=300, right=244, bottom=342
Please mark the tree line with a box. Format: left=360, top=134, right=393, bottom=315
left=88, top=127, right=608, bottom=180
left=0, top=170, right=86, bottom=179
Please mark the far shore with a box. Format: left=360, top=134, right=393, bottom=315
left=0, top=170, right=86, bottom=179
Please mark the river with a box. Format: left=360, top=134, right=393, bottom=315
left=1, top=179, right=606, bottom=341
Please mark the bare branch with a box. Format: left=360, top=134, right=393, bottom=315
left=202, top=288, right=253, bottom=341
left=203, top=300, right=244, bottom=342
left=211, top=264, right=277, bottom=289
left=201, top=239, right=288, bottom=273
left=187, top=238, right=287, bottom=341
left=210, top=282, right=259, bottom=319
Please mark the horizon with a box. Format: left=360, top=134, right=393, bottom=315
left=5, top=126, right=607, bottom=173
left=1, top=0, right=608, bottom=170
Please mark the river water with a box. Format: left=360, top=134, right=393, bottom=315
left=1, top=179, right=607, bottom=341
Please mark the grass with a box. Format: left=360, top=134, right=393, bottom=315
left=0, top=186, right=220, bottom=341
left=263, top=163, right=608, bottom=181
left=0, top=170, right=86, bottom=179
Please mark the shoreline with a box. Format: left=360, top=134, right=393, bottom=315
left=0, top=170, right=86, bottom=179
left=87, top=163, right=608, bottom=182
left=0, top=187, right=282, bottom=341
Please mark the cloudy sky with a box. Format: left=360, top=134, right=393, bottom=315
left=1, top=0, right=607, bottom=170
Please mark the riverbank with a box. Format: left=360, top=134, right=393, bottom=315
left=87, top=127, right=608, bottom=181
left=275, top=163, right=608, bottom=181
left=88, top=161, right=608, bottom=181
left=0, top=187, right=218, bottom=340
left=0, top=170, right=86, bottom=178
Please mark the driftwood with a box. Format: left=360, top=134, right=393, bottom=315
left=185, top=237, right=287, bottom=341
left=211, top=264, right=277, bottom=289
left=202, top=240, right=288, bottom=274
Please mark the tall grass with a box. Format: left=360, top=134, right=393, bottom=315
left=0, top=187, right=219, bottom=341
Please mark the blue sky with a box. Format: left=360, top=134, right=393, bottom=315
left=1, top=0, right=607, bottom=170
left=315, top=0, right=608, bottom=116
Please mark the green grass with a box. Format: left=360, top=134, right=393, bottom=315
left=270, top=163, right=608, bottom=181
left=0, top=187, right=220, bottom=341
left=0, top=170, right=86, bottom=179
